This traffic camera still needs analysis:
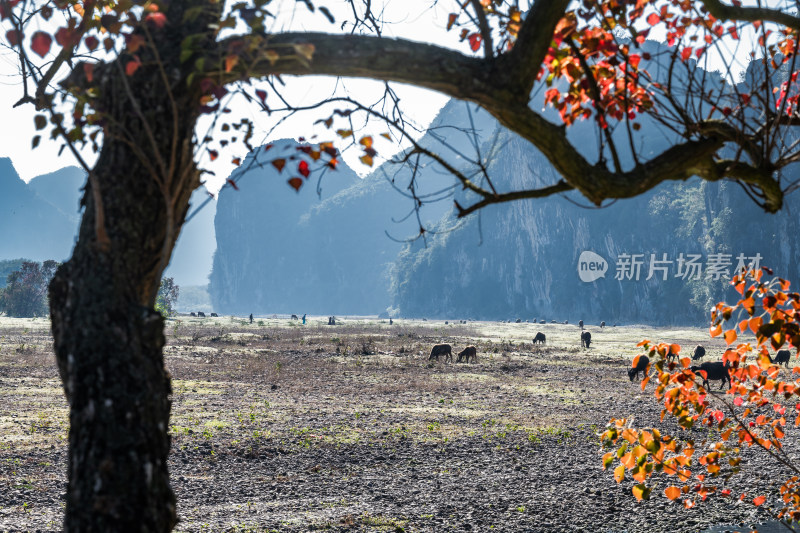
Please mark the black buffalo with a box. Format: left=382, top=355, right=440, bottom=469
left=533, top=332, right=546, bottom=345
left=692, top=345, right=706, bottom=361
left=691, top=362, right=731, bottom=390
left=581, top=331, right=591, bottom=349
left=773, top=349, right=792, bottom=368
left=429, top=344, right=453, bottom=363
left=628, top=355, right=650, bottom=382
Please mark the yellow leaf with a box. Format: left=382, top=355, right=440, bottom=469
left=293, top=43, right=315, bottom=61
left=632, top=484, right=649, bottom=501
left=359, top=154, right=374, bottom=167
left=614, top=464, right=625, bottom=483
left=264, top=49, right=280, bottom=66
left=225, top=54, right=238, bottom=73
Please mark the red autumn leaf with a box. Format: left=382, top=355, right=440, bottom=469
left=288, top=177, right=303, bottom=191
left=0, top=0, right=19, bottom=20
left=55, top=27, right=79, bottom=48
left=83, top=63, right=94, bottom=83
left=255, top=89, right=267, bottom=104
left=31, top=31, right=52, bottom=58
left=681, top=47, right=692, bottom=61
left=125, top=56, right=141, bottom=76
left=753, top=495, right=766, bottom=506
left=6, top=29, right=21, bottom=46
left=145, top=12, right=167, bottom=28
left=226, top=178, right=239, bottom=191
left=84, top=35, right=99, bottom=51
left=126, top=34, right=145, bottom=53
left=646, top=13, right=660, bottom=26
left=207, top=149, right=218, bottom=161
left=100, top=14, right=117, bottom=30
left=628, top=54, right=641, bottom=68
left=231, top=157, right=241, bottom=166
left=272, top=158, right=286, bottom=172
left=298, top=160, right=310, bottom=178
left=468, top=32, right=482, bottom=52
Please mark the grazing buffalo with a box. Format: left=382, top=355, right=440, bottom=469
left=429, top=344, right=453, bottom=363
left=600, top=321, right=606, bottom=328
left=628, top=355, right=650, bottom=382
left=457, top=346, right=478, bottom=363
left=691, top=362, right=731, bottom=390
left=539, top=320, right=546, bottom=324
left=533, top=332, right=546, bottom=345
left=666, top=349, right=678, bottom=363
left=291, top=314, right=299, bottom=320
left=197, top=311, right=206, bottom=318
left=578, top=320, right=584, bottom=330
left=773, top=349, right=792, bottom=368
left=190, top=312, right=197, bottom=317
left=210, top=313, right=218, bottom=317
left=581, top=331, right=592, bottom=349
left=692, top=345, right=706, bottom=361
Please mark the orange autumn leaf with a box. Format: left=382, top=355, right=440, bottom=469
left=724, top=329, right=738, bottom=345
left=665, top=486, right=681, bottom=500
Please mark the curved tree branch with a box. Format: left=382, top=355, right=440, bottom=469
left=700, top=0, right=800, bottom=29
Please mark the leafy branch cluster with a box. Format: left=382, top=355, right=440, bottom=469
left=603, top=268, right=800, bottom=524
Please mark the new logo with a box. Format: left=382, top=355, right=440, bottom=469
left=578, top=251, right=608, bottom=282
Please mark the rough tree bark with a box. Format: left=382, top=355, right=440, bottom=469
left=47, top=4, right=209, bottom=530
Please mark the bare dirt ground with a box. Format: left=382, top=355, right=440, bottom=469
left=0, top=315, right=795, bottom=532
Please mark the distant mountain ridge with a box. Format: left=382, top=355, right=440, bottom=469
left=0, top=159, right=216, bottom=286
left=207, top=102, right=498, bottom=316
left=0, top=158, right=80, bottom=261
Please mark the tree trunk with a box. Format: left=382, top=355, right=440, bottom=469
left=47, top=5, right=205, bottom=528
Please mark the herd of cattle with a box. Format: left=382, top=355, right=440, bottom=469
left=429, top=344, right=477, bottom=363
left=628, top=344, right=794, bottom=389
left=424, top=320, right=795, bottom=391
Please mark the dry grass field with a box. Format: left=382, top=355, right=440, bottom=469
left=0, top=315, right=791, bottom=532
